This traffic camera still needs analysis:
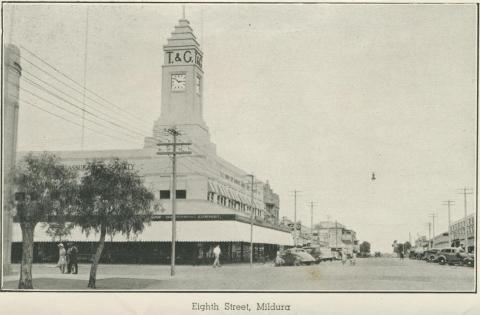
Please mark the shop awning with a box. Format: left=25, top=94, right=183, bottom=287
left=11, top=221, right=294, bottom=246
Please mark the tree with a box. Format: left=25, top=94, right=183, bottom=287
left=14, top=153, right=78, bottom=289
left=75, top=159, right=154, bottom=288
left=359, top=241, right=371, bottom=254
left=43, top=221, right=74, bottom=241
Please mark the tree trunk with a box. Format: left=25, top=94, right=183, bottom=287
left=87, top=224, right=106, bottom=289
left=18, top=222, right=36, bottom=289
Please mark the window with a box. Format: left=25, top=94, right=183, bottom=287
left=160, top=190, right=170, bottom=199
left=176, top=190, right=187, bottom=199
left=160, top=190, right=187, bottom=199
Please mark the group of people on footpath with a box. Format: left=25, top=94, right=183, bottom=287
left=56, top=242, right=79, bottom=274
left=341, top=248, right=356, bottom=265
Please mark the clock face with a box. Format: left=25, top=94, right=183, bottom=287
left=171, top=74, right=186, bottom=91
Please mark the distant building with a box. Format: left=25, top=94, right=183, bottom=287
left=315, top=221, right=357, bottom=252
left=414, top=236, right=429, bottom=249
left=432, top=232, right=450, bottom=249
left=450, top=213, right=475, bottom=252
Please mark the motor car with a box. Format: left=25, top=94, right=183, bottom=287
left=422, top=249, right=441, bottom=262
left=276, top=248, right=316, bottom=266
left=436, top=247, right=469, bottom=266
left=463, top=253, right=474, bottom=267
left=411, top=248, right=424, bottom=260
left=303, top=246, right=335, bottom=263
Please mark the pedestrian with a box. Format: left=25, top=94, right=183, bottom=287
left=66, top=243, right=71, bottom=273
left=341, top=248, right=347, bottom=265
left=274, top=250, right=285, bottom=267
left=212, top=244, right=221, bottom=268
left=56, top=243, right=67, bottom=274
left=350, top=251, right=356, bottom=266
left=67, top=242, right=79, bottom=274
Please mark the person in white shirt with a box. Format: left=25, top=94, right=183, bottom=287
left=213, top=245, right=221, bottom=267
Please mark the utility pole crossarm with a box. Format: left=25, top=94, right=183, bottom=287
left=156, top=152, right=192, bottom=155
left=157, top=142, right=192, bottom=146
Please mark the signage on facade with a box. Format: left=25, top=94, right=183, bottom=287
left=165, top=49, right=203, bottom=69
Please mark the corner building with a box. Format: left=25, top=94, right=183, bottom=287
left=11, top=18, right=293, bottom=264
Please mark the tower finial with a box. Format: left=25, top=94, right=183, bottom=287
left=182, top=5, right=185, bottom=19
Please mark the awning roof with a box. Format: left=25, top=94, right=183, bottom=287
left=11, top=221, right=294, bottom=245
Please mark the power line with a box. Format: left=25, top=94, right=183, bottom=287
left=19, top=45, right=151, bottom=125
left=13, top=78, right=147, bottom=138
left=81, top=6, right=90, bottom=150
left=17, top=97, right=138, bottom=144
left=19, top=74, right=149, bottom=137
left=18, top=68, right=150, bottom=135
left=8, top=82, right=142, bottom=142
left=18, top=60, right=151, bottom=131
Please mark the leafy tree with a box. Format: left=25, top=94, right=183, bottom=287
left=359, top=241, right=371, bottom=254
left=43, top=222, right=74, bottom=241
left=14, top=153, right=78, bottom=289
left=75, top=159, right=154, bottom=288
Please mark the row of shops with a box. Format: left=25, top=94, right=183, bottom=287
left=10, top=213, right=293, bottom=264
left=415, top=213, right=476, bottom=253
left=11, top=242, right=279, bottom=265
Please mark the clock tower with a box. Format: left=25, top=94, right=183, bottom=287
left=145, top=17, right=215, bottom=153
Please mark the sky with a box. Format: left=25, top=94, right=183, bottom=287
left=3, top=3, right=477, bottom=252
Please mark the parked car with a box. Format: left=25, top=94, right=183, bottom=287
left=277, top=248, right=316, bottom=266
left=463, top=253, right=474, bottom=267
left=422, top=249, right=441, bottom=262
left=303, top=246, right=335, bottom=263
left=436, top=247, right=469, bottom=266
left=411, top=247, right=424, bottom=260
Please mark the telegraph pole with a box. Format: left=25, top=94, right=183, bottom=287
left=442, top=200, right=455, bottom=246
left=246, top=174, right=255, bottom=268
left=429, top=213, right=437, bottom=247
left=308, top=201, right=319, bottom=244
left=457, top=187, right=473, bottom=251
left=291, top=190, right=301, bottom=246
left=427, top=222, right=432, bottom=249
left=156, top=127, right=191, bottom=276
left=335, top=220, right=338, bottom=249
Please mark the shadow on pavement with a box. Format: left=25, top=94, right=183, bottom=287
left=2, top=277, right=161, bottom=290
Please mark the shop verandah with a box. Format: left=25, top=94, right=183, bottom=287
left=10, top=215, right=294, bottom=265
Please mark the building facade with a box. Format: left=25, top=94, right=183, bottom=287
left=431, top=232, right=450, bottom=249
left=450, top=213, right=475, bottom=252
left=11, top=17, right=293, bottom=264
left=315, top=221, right=358, bottom=253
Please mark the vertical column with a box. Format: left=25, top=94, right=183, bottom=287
left=2, top=44, right=21, bottom=277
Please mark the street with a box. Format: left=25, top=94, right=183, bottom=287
left=2, top=257, right=475, bottom=291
